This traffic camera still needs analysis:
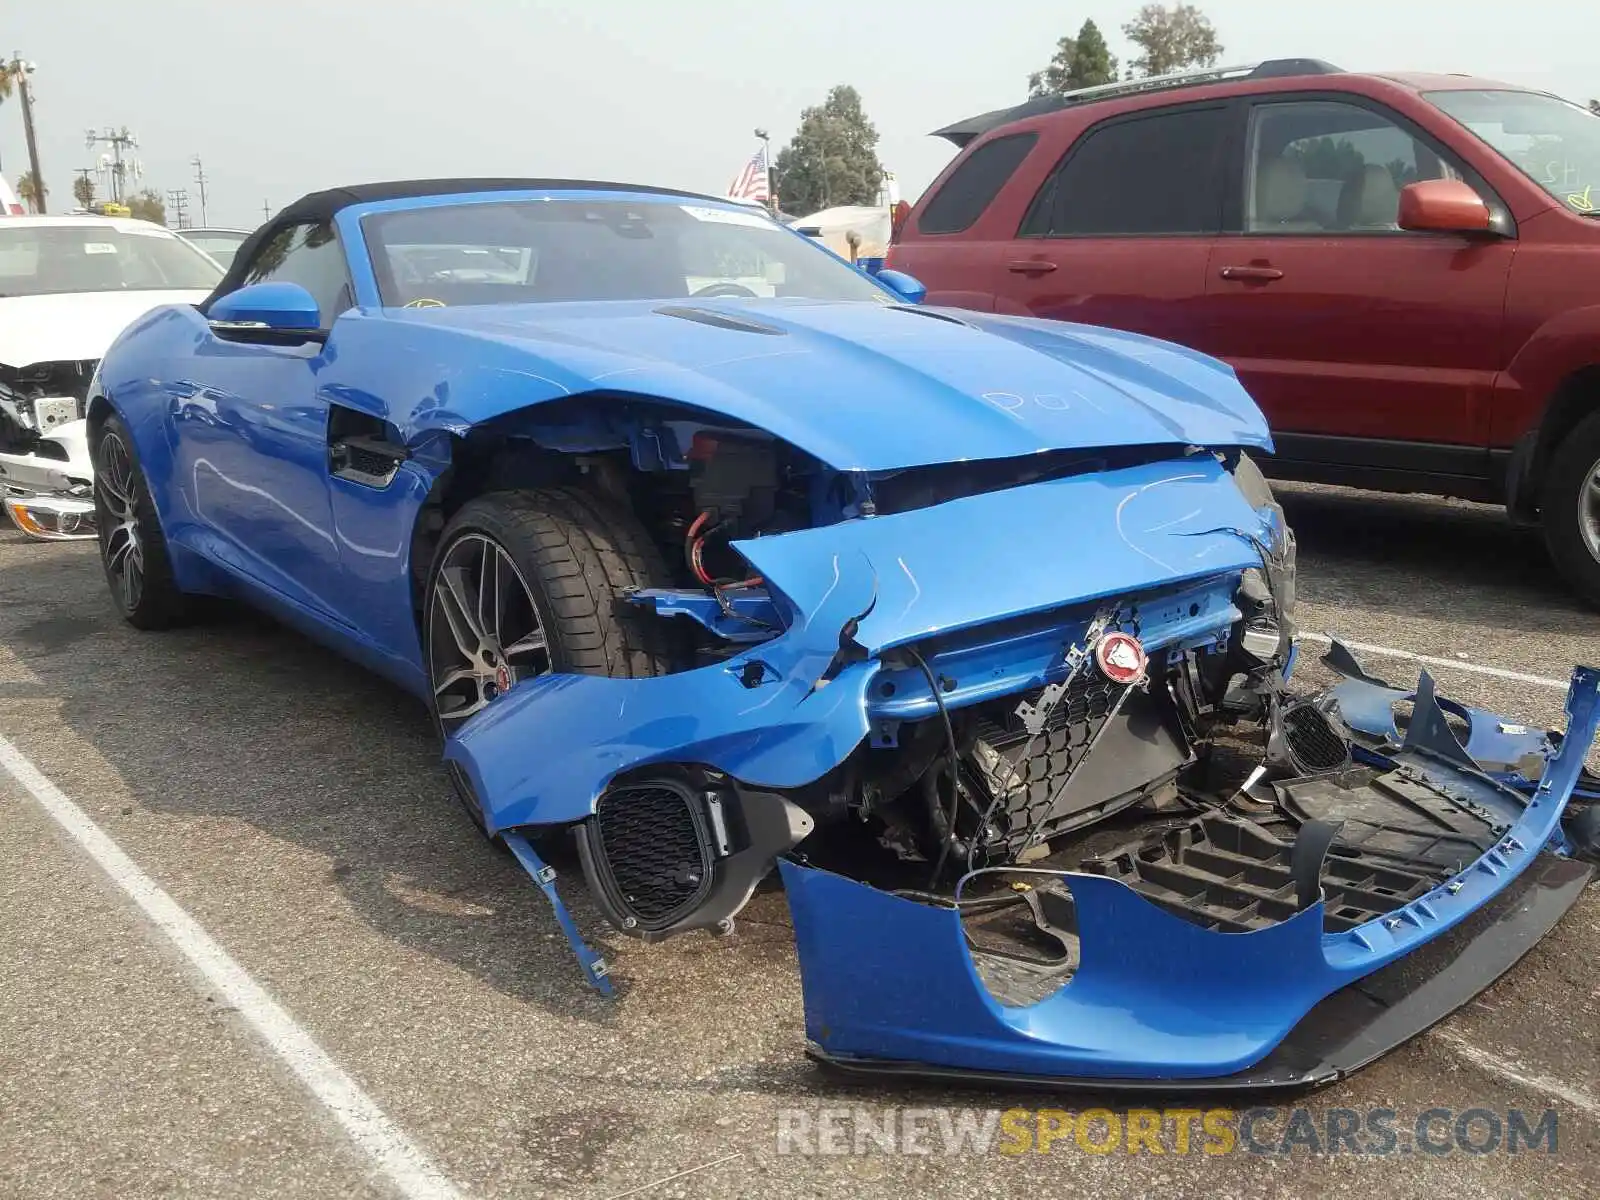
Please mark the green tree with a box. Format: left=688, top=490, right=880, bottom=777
left=16, top=170, right=46, bottom=213
left=1028, top=18, right=1119, bottom=97
left=773, top=84, right=885, bottom=214
left=126, top=188, right=165, bottom=224
left=1122, top=3, right=1223, bottom=78
left=71, top=174, right=95, bottom=208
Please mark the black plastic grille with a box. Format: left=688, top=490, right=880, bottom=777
left=1283, top=703, right=1350, bottom=775
left=969, top=671, right=1129, bottom=848
left=594, top=784, right=712, bottom=928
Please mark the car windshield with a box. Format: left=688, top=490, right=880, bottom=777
left=1426, top=89, right=1600, bottom=215
left=0, top=224, right=225, bottom=296
left=361, top=197, right=890, bottom=307
left=180, top=231, right=249, bottom=268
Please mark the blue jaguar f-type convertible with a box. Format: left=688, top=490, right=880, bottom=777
left=88, top=178, right=1598, bottom=1090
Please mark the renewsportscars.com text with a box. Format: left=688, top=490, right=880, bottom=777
left=775, top=1106, right=1560, bottom=1157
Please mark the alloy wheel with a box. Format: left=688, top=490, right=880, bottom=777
left=428, top=533, right=552, bottom=733
left=96, top=431, right=145, bottom=614
left=1583, top=458, right=1600, bottom=563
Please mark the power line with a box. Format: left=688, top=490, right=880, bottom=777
left=166, top=188, right=190, bottom=229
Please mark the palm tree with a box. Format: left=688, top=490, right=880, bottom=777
left=16, top=170, right=46, bottom=213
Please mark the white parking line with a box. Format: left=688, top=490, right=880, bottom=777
left=1298, top=633, right=1571, bottom=692
left=1431, top=1031, right=1600, bottom=1118
left=0, top=733, right=468, bottom=1200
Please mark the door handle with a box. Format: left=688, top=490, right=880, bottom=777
left=1007, top=259, right=1058, bottom=275
left=1219, top=265, right=1285, bottom=282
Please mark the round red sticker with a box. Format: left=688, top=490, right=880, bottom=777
left=1094, top=631, right=1147, bottom=685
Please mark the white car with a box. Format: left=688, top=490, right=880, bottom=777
left=0, top=215, right=223, bottom=538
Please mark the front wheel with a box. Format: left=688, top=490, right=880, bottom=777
left=92, top=414, right=193, bottom=629
left=422, top=487, right=681, bottom=832
left=1539, top=410, right=1600, bottom=609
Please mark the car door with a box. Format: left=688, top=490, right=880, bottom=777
left=172, top=221, right=357, bottom=621
left=1201, top=95, right=1516, bottom=470
left=991, top=102, right=1233, bottom=348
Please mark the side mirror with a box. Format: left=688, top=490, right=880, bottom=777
left=875, top=268, right=928, bottom=305
left=209, top=281, right=323, bottom=333
left=1397, top=179, right=1494, bottom=234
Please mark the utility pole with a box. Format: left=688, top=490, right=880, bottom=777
left=190, top=155, right=208, bottom=225
left=73, top=167, right=95, bottom=209
left=85, top=127, right=140, bottom=204
left=7, top=53, right=45, bottom=213
left=262, top=199, right=270, bottom=219
left=166, top=188, right=190, bottom=228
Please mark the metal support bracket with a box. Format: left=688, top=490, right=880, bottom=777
left=502, top=831, right=615, bottom=997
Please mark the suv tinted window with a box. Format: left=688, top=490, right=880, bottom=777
left=1026, top=106, right=1229, bottom=236
left=917, top=132, right=1038, bottom=234
left=237, top=221, right=353, bottom=324
left=1245, top=100, right=1465, bottom=232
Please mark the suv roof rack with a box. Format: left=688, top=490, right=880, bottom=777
left=931, top=58, right=1344, bottom=147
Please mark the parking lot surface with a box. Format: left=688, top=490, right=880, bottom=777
left=2, top=481, right=1598, bottom=1199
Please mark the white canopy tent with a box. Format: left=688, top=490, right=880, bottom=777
left=790, top=205, right=892, bottom=261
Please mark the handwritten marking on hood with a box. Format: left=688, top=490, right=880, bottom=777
left=896, top=556, right=922, bottom=621
left=1114, top=473, right=1207, bottom=575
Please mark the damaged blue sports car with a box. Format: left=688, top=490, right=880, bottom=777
left=88, top=179, right=1599, bottom=1091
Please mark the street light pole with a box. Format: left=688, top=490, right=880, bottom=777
left=9, top=54, right=45, bottom=213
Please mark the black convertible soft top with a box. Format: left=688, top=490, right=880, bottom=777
left=207, top=177, right=727, bottom=308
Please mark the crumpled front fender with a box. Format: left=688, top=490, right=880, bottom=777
left=783, top=665, right=1600, bottom=1084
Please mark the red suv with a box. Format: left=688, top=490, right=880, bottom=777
left=887, top=59, right=1600, bottom=606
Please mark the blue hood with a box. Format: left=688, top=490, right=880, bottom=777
left=382, top=298, right=1272, bottom=470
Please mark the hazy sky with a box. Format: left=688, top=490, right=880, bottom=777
left=3, top=1, right=1593, bottom=227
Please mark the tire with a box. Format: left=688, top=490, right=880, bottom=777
left=422, top=486, right=681, bottom=831
left=92, top=413, right=193, bottom=630
left=1540, top=410, right=1600, bottom=609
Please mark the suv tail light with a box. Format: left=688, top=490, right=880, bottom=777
left=889, top=200, right=912, bottom=244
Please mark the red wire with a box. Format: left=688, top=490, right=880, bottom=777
left=686, top=509, right=765, bottom=591
left=690, top=537, right=715, bottom=586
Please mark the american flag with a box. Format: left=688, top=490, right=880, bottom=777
left=726, top=144, right=771, bottom=205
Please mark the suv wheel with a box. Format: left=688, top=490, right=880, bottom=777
left=1540, top=409, right=1600, bottom=609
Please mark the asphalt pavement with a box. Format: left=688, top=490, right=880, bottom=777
left=2, top=481, right=1598, bottom=1200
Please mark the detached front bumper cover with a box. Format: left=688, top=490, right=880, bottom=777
left=784, top=663, right=1600, bottom=1091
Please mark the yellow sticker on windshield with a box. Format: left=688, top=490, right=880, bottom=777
left=1567, top=184, right=1595, bottom=213
left=404, top=297, right=446, bottom=308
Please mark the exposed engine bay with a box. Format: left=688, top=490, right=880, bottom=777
left=0, top=359, right=97, bottom=540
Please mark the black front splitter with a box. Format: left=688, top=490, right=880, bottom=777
left=808, top=853, right=1592, bottom=1096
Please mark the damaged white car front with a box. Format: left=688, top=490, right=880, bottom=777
left=0, top=358, right=98, bottom=538
left=0, top=215, right=225, bottom=539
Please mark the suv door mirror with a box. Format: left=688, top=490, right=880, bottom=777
left=1397, top=179, right=1493, bottom=234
